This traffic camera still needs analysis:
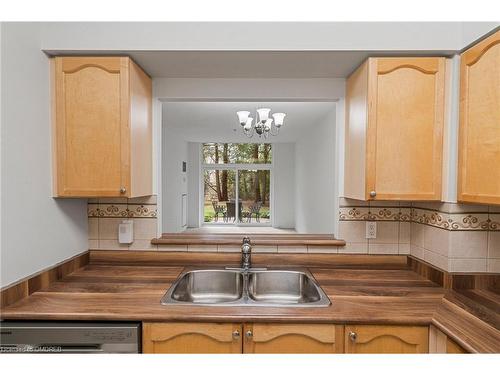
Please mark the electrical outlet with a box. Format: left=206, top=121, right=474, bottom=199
left=366, top=221, right=377, bottom=239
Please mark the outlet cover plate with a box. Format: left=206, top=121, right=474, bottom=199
left=366, top=221, right=377, bottom=239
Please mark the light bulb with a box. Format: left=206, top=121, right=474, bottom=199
left=257, top=108, right=271, bottom=122
left=244, top=117, right=253, bottom=130
left=237, top=111, right=250, bottom=126
left=272, top=112, right=286, bottom=127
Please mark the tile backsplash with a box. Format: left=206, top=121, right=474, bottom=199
left=339, top=198, right=500, bottom=273
left=87, top=196, right=499, bottom=273
left=88, top=196, right=158, bottom=251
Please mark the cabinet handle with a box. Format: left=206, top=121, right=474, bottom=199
left=348, top=331, right=357, bottom=342
left=119, top=187, right=127, bottom=194
left=245, top=330, right=253, bottom=340
left=370, top=191, right=376, bottom=198
left=232, top=330, right=240, bottom=340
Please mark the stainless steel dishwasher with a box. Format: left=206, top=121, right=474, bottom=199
left=0, top=322, right=140, bottom=353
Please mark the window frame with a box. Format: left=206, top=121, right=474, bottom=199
left=199, top=144, right=274, bottom=227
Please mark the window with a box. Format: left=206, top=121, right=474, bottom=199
left=202, top=143, right=272, bottom=225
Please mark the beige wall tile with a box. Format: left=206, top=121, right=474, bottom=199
left=98, top=197, right=127, bottom=204
left=253, top=245, right=278, bottom=253
left=339, top=197, right=369, bottom=207
left=448, top=231, right=488, bottom=258
left=410, top=223, right=425, bottom=248
left=410, top=245, right=425, bottom=260
left=369, top=222, right=399, bottom=244
left=133, top=218, right=158, bottom=239
left=447, top=203, right=489, bottom=213
left=487, top=259, right=500, bottom=273
left=338, top=242, right=368, bottom=254
left=88, top=218, right=98, bottom=239
left=369, top=201, right=400, bottom=207
left=128, top=195, right=157, bottom=204
left=423, top=249, right=449, bottom=271
left=88, top=239, right=99, bottom=249
left=188, top=244, right=217, bottom=252
left=87, top=203, right=99, bottom=217
left=488, top=231, right=500, bottom=258
left=98, top=240, right=129, bottom=250
left=278, top=245, right=307, bottom=253
left=157, top=244, right=188, bottom=252
left=368, top=243, right=398, bottom=254
left=98, top=218, right=122, bottom=240
left=399, top=222, right=410, bottom=244
left=307, top=246, right=339, bottom=253
left=449, top=258, right=487, bottom=273
left=338, top=221, right=367, bottom=243
left=128, top=240, right=157, bottom=251
left=423, top=225, right=450, bottom=257
left=399, top=243, right=411, bottom=254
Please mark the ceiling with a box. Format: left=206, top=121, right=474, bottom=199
left=129, top=50, right=448, bottom=78
left=163, top=101, right=336, bottom=143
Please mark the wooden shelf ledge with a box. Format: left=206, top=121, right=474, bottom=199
left=151, top=233, right=346, bottom=247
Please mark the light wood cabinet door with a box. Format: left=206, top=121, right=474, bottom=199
left=458, top=30, right=500, bottom=205
left=52, top=56, right=152, bottom=197
left=243, top=323, right=344, bottom=353
left=429, top=325, right=468, bottom=353
left=345, top=57, right=445, bottom=201
left=142, top=323, right=242, bottom=354
left=345, top=325, right=428, bottom=353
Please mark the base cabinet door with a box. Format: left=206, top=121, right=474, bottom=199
left=142, top=323, right=242, bottom=353
left=345, top=325, right=429, bottom=353
left=243, top=323, right=344, bottom=353
left=429, top=325, right=468, bottom=353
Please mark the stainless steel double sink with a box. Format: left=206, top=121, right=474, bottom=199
left=161, top=268, right=331, bottom=307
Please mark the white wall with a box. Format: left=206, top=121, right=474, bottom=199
left=0, top=23, right=88, bottom=287
left=273, top=143, right=295, bottom=229
left=161, top=128, right=188, bottom=233
left=187, top=142, right=201, bottom=228
left=295, top=107, right=336, bottom=234
left=38, top=22, right=480, bottom=52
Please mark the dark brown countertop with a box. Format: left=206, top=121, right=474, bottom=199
left=1, top=251, right=499, bottom=353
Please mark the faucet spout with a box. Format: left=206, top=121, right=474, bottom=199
left=241, top=237, right=252, bottom=270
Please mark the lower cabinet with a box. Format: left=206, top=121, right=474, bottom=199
left=345, top=325, right=429, bottom=353
left=142, top=322, right=342, bottom=354
left=142, top=322, right=430, bottom=354
left=243, top=323, right=344, bottom=353
left=142, top=322, right=242, bottom=354
left=429, top=325, right=468, bottom=354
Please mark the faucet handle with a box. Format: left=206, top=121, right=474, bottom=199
left=242, top=236, right=251, bottom=244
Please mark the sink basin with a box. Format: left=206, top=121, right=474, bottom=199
left=167, top=269, right=243, bottom=304
left=248, top=270, right=322, bottom=304
left=161, top=268, right=330, bottom=307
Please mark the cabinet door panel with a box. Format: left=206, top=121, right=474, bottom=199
left=142, top=322, right=242, bottom=354
left=54, top=57, right=128, bottom=197
left=368, top=58, right=444, bottom=200
left=458, top=30, right=500, bottom=205
left=243, top=323, right=343, bottom=353
left=345, top=325, right=428, bottom=353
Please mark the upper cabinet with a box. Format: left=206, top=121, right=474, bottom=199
left=458, top=30, right=500, bottom=205
left=52, top=56, right=152, bottom=198
left=345, top=57, right=445, bottom=201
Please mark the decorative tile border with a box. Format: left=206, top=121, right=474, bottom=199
left=88, top=204, right=157, bottom=218
left=339, top=201, right=498, bottom=231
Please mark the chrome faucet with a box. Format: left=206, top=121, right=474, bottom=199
left=241, top=237, right=252, bottom=270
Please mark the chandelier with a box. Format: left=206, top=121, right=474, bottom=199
left=236, top=108, right=286, bottom=138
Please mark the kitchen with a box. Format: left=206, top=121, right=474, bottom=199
left=1, top=9, right=499, bottom=373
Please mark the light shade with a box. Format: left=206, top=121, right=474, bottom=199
left=273, top=112, right=286, bottom=127
left=244, top=117, right=253, bottom=130
left=264, top=119, right=273, bottom=131
left=257, top=108, right=271, bottom=122
left=237, top=111, right=250, bottom=125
